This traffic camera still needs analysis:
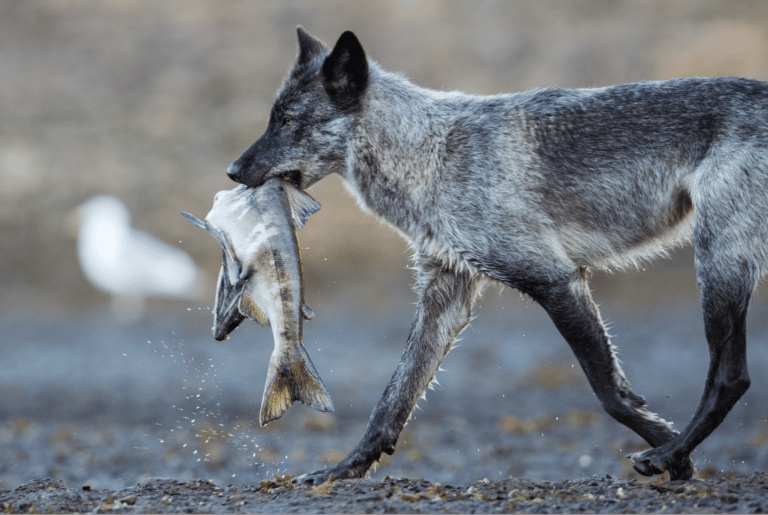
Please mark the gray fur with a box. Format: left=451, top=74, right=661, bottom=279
left=227, top=27, right=768, bottom=482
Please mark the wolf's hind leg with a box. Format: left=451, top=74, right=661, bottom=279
left=295, top=256, right=480, bottom=484
left=629, top=210, right=759, bottom=480
left=528, top=267, right=694, bottom=479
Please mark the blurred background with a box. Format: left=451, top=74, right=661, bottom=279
left=3, top=0, right=768, bottom=491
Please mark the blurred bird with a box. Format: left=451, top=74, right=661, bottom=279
left=75, top=195, right=203, bottom=322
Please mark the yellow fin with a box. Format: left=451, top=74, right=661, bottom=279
left=238, top=292, right=270, bottom=327
left=260, top=344, right=333, bottom=426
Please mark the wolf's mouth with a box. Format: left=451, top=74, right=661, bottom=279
left=280, top=170, right=302, bottom=188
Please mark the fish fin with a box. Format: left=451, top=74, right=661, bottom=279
left=208, top=227, right=236, bottom=261
left=302, top=304, right=314, bottom=321
left=259, top=344, right=334, bottom=426
left=220, top=237, right=242, bottom=285
left=219, top=245, right=241, bottom=289
left=180, top=210, right=242, bottom=278
left=179, top=210, right=207, bottom=230
left=238, top=292, right=270, bottom=327
left=282, top=181, right=321, bottom=230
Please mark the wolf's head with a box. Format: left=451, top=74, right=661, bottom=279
left=227, top=28, right=369, bottom=189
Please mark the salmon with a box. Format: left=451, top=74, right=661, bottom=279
left=181, top=179, right=332, bottom=425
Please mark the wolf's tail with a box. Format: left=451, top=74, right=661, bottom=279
left=259, top=342, right=334, bottom=426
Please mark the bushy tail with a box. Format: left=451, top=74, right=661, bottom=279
left=260, top=343, right=334, bottom=426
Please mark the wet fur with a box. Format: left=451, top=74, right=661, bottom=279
left=227, top=28, right=768, bottom=482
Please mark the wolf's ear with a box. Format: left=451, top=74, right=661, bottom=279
left=322, top=30, right=368, bottom=106
left=296, top=26, right=326, bottom=65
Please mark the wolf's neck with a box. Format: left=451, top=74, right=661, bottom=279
left=357, top=64, right=455, bottom=162
left=342, top=63, right=461, bottom=235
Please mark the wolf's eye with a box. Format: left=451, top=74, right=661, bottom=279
left=283, top=118, right=293, bottom=127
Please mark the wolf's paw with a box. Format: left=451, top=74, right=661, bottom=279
left=293, top=455, right=371, bottom=485
left=628, top=449, right=665, bottom=476
left=294, top=470, right=329, bottom=485
left=627, top=447, right=695, bottom=480
left=293, top=439, right=384, bottom=485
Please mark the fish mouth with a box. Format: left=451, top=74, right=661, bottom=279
left=279, top=170, right=302, bottom=188
left=212, top=289, right=246, bottom=341
left=213, top=312, right=245, bottom=341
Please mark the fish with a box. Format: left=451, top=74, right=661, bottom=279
left=180, top=178, right=333, bottom=425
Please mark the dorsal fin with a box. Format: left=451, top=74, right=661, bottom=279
left=282, top=181, right=321, bottom=229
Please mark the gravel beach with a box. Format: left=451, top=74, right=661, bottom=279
left=4, top=473, right=768, bottom=513
left=3, top=301, right=768, bottom=512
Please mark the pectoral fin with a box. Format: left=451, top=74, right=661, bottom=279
left=179, top=210, right=242, bottom=283
left=260, top=344, right=334, bottom=426
left=282, top=181, right=321, bottom=230
left=238, top=291, right=270, bottom=327
left=302, top=304, right=314, bottom=321
left=179, top=210, right=207, bottom=229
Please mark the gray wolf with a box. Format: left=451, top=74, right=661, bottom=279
left=181, top=180, right=331, bottom=425
left=226, top=27, right=768, bottom=482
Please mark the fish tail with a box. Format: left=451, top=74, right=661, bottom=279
left=260, top=344, right=334, bottom=426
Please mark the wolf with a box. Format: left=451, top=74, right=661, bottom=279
left=226, top=27, right=768, bottom=483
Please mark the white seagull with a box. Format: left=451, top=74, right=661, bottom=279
left=76, top=195, right=202, bottom=321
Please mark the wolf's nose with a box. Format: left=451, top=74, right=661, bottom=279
left=226, top=162, right=241, bottom=182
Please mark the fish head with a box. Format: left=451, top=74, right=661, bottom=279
left=180, top=209, right=248, bottom=340
left=209, top=228, right=249, bottom=340
left=212, top=256, right=247, bottom=341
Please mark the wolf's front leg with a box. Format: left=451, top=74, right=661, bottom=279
left=295, top=258, right=479, bottom=484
